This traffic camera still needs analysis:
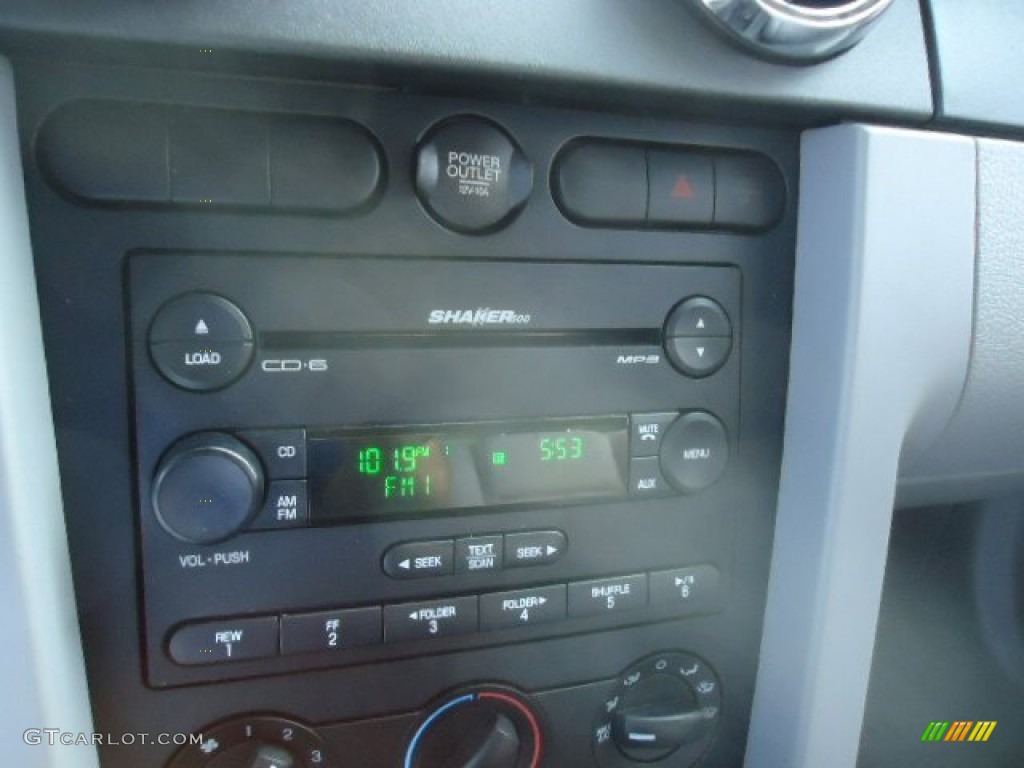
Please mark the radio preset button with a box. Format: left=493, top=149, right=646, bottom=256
left=384, top=596, right=478, bottom=642
left=415, top=116, right=532, bottom=233
left=630, top=412, right=678, bottom=458
left=480, top=584, right=567, bottom=630
left=649, top=565, right=723, bottom=614
left=628, top=457, right=675, bottom=499
left=239, top=428, right=307, bottom=480
left=250, top=480, right=308, bottom=531
left=383, top=540, right=455, bottom=579
left=455, top=535, right=503, bottom=573
left=659, top=411, right=729, bottom=494
left=281, top=607, right=382, bottom=656
left=504, top=530, right=567, bottom=568
left=568, top=574, right=648, bottom=618
left=168, top=616, right=278, bottom=665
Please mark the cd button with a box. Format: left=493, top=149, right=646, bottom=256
left=664, top=337, right=731, bottom=378
left=383, top=540, right=455, bottom=579
left=568, top=574, right=648, bottom=618
left=168, top=617, right=278, bottom=665
left=630, top=412, right=678, bottom=458
left=384, top=596, right=478, bottom=642
left=280, top=607, right=382, bottom=655
left=504, top=530, right=567, bottom=568
left=480, top=585, right=567, bottom=630
left=455, top=535, right=503, bottom=573
left=240, top=428, right=307, bottom=480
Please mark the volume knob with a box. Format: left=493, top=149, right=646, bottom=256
left=152, top=433, right=264, bottom=544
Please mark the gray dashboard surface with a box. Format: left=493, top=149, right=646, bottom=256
left=928, top=0, right=1024, bottom=131
left=899, top=139, right=1024, bottom=506
left=0, top=0, right=932, bottom=120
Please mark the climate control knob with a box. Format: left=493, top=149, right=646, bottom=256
left=405, top=687, right=543, bottom=768
left=152, top=432, right=265, bottom=544
left=594, top=652, right=721, bottom=767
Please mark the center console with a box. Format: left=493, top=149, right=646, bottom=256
left=19, top=58, right=796, bottom=767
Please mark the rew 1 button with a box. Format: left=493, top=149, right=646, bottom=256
left=168, top=616, right=278, bottom=665
left=415, top=116, right=532, bottom=233
left=383, top=540, right=454, bottom=579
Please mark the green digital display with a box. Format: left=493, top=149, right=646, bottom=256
left=308, top=418, right=628, bottom=521
left=539, top=435, right=584, bottom=462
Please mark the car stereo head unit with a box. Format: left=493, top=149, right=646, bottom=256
left=130, top=253, right=740, bottom=687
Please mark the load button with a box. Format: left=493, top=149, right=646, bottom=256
left=504, top=530, right=567, bottom=568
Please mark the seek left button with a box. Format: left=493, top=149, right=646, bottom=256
left=383, top=540, right=454, bottom=579
left=168, top=616, right=278, bottom=665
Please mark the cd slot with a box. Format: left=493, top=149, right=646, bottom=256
left=260, top=328, right=661, bottom=350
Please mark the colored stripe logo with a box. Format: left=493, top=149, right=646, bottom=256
left=921, top=721, right=997, bottom=742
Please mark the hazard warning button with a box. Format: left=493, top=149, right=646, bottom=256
left=647, top=150, right=714, bottom=226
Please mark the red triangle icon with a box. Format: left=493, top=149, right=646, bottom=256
left=672, top=176, right=695, bottom=199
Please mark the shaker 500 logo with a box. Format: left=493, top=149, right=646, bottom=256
left=428, top=309, right=531, bottom=326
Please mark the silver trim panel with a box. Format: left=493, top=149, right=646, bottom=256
left=745, top=124, right=976, bottom=767
left=0, top=57, right=98, bottom=767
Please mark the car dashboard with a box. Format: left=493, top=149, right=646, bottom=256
left=0, top=2, right=1022, bottom=767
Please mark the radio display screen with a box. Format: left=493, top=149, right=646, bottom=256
left=308, top=417, right=628, bottom=521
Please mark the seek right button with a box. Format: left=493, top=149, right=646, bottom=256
left=568, top=574, right=648, bottom=618
left=505, top=530, right=566, bottom=568
left=649, top=565, right=723, bottom=614
left=659, top=411, right=729, bottom=494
